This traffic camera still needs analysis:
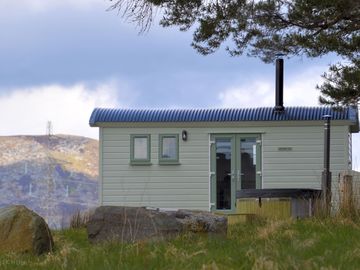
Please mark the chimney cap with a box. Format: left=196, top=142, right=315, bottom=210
left=275, top=53, right=285, bottom=59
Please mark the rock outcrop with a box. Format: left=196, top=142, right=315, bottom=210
left=0, top=205, right=54, bottom=255
left=87, top=206, right=227, bottom=244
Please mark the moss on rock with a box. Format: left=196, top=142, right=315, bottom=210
left=0, top=205, right=54, bottom=255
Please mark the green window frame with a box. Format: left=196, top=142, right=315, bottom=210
left=159, top=134, right=180, bottom=165
left=130, top=134, right=151, bottom=165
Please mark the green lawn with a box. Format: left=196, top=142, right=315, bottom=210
left=1, top=218, right=360, bottom=269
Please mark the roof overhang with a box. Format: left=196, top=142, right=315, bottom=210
left=89, top=106, right=359, bottom=133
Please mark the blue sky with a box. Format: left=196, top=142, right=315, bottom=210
left=0, top=0, right=359, bottom=168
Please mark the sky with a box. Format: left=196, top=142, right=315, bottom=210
left=0, top=0, right=359, bottom=169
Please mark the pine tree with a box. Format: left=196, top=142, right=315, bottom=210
left=109, top=0, right=360, bottom=106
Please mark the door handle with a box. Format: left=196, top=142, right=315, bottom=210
left=230, top=170, right=236, bottom=181
left=226, top=171, right=235, bottom=177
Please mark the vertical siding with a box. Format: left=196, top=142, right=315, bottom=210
left=101, top=124, right=349, bottom=210
left=332, top=127, right=351, bottom=208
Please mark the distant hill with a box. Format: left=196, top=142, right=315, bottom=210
left=0, top=135, right=99, bottom=228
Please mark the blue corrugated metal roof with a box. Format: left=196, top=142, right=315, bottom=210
left=89, top=107, right=358, bottom=129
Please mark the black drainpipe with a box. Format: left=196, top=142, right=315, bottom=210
left=274, top=58, right=285, bottom=112
left=321, top=115, right=332, bottom=214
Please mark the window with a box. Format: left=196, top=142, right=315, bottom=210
left=130, top=135, right=151, bottom=165
left=159, top=134, right=179, bottom=164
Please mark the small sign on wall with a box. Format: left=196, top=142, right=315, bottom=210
left=278, top=147, right=293, bottom=152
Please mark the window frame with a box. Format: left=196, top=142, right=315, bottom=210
left=130, top=134, right=151, bottom=165
left=159, top=134, right=180, bottom=165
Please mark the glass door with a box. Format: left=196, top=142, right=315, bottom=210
left=210, top=135, right=236, bottom=211
left=210, top=134, right=261, bottom=212
left=237, top=135, right=262, bottom=191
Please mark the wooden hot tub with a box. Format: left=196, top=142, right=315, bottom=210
left=228, top=189, right=322, bottom=224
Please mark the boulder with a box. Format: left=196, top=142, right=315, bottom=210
left=87, top=206, right=227, bottom=244
left=0, top=205, right=54, bottom=255
left=87, top=206, right=183, bottom=243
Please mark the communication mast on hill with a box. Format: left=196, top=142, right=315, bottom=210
left=46, top=121, right=53, bottom=137
left=42, top=120, right=58, bottom=229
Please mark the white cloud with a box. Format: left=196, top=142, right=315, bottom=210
left=219, top=66, right=326, bottom=108
left=0, top=81, right=135, bottom=139
left=218, top=81, right=273, bottom=108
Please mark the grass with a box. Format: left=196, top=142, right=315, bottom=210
left=69, top=210, right=91, bottom=229
left=1, top=217, right=360, bottom=269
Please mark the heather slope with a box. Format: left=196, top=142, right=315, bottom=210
left=0, top=135, right=98, bottom=228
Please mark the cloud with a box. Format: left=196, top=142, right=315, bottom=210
left=218, top=65, right=360, bottom=170
left=0, top=81, right=136, bottom=139
left=218, top=65, right=326, bottom=108
left=218, top=81, right=274, bottom=108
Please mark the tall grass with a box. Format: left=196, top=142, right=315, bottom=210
left=69, top=210, right=90, bottom=229
left=1, top=217, right=360, bottom=269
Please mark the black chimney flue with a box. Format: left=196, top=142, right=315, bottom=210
left=274, top=58, right=285, bottom=112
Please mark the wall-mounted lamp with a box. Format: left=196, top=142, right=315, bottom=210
left=182, top=130, right=188, bottom=141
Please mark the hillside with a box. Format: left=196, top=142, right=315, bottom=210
left=0, top=135, right=99, bottom=228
